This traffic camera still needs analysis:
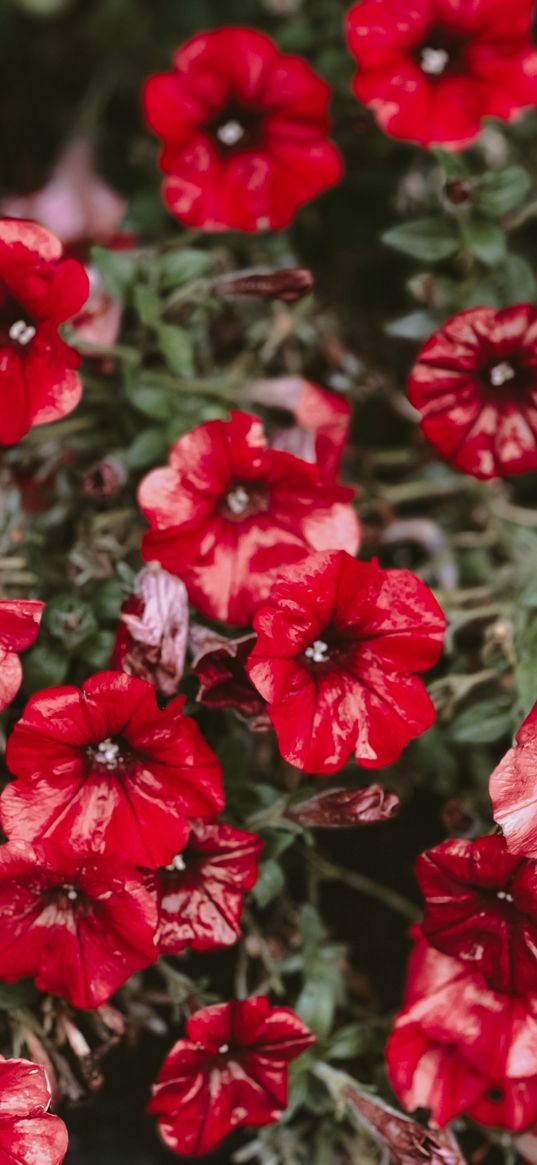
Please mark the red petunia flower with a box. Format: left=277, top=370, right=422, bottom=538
left=346, top=0, right=537, bottom=149
left=417, top=834, right=537, bottom=993
left=148, top=996, right=315, bottom=1156
left=0, top=599, right=44, bottom=713
left=0, top=1056, right=68, bottom=1165
left=138, top=411, right=360, bottom=627
left=154, top=819, right=262, bottom=954
left=0, top=840, right=157, bottom=1009
left=247, top=550, right=446, bottom=774
left=2, top=671, right=223, bottom=869
left=408, top=306, right=537, bottom=480
left=0, top=219, right=89, bottom=445
left=111, top=564, right=189, bottom=697
left=189, top=625, right=269, bottom=730
left=142, top=27, right=342, bottom=232
left=387, top=934, right=537, bottom=1130
left=490, top=701, right=537, bottom=860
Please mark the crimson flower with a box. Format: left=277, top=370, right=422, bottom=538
left=0, top=840, right=157, bottom=1009
left=2, top=671, right=223, bottom=868
left=142, top=27, right=342, bottom=232
left=0, top=219, right=88, bottom=445
left=408, top=306, right=537, bottom=480
left=288, top=784, right=400, bottom=827
left=0, top=1056, right=68, bottom=1165
left=155, top=819, right=262, bottom=954
left=417, top=834, right=537, bottom=993
left=0, top=599, right=44, bottom=713
left=189, top=625, right=269, bottom=730
left=387, top=934, right=537, bottom=1130
left=490, top=700, right=537, bottom=859
left=111, top=564, right=189, bottom=696
left=248, top=550, right=446, bottom=774
left=149, top=997, right=315, bottom=1156
left=246, top=376, right=351, bottom=482
left=346, top=0, right=537, bottom=149
left=138, top=411, right=360, bottom=626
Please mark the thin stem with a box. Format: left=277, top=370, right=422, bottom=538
left=303, top=850, right=420, bottom=923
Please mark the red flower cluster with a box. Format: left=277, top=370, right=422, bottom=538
left=248, top=549, right=446, bottom=773
left=0, top=1056, right=67, bottom=1165
left=149, top=997, right=315, bottom=1156
left=138, top=411, right=360, bottom=626
left=143, top=27, right=342, bottom=232
left=0, top=599, right=44, bottom=712
left=388, top=828, right=537, bottom=1130
left=0, top=219, right=88, bottom=445
left=408, top=306, right=537, bottom=480
left=346, top=0, right=537, bottom=149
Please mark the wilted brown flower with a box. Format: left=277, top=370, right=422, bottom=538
left=111, top=563, right=188, bottom=696
left=190, top=624, right=270, bottom=731
left=287, top=785, right=400, bottom=828
left=212, top=267, right=314, bottom=303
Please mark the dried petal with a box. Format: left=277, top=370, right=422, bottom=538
left=288, top=784, right=400, bottom=827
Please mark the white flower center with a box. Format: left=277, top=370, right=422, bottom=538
left=218, top=1043, right=230, bottom=1054
left=62, top=885, right=79, bottom=902
left=9, top=319, right=36, bottom=346
left=166, top=853, right=186, bottom=873
left=94, top=738, right=121, bottom=768
left=226, top=485, right=250, bottom=515
left=489, top=361, right=516, bottom=387
left=496, top=890, right=514, bottom=902
left=420, top=47, right=450, bottom=75
left=305, top=639, right=329, bottom=664
left=216, top=119, right=245, bottom=147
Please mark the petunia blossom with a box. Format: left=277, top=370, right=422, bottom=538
left=189, top=625, right=269, bottom=730
left=0, top=1056, right=68, bottom=1165
left=0, top=599, right=44, bottom=713
left=148, top=996, right=315, bottom=1156
left=0, top=219, right=89, bottom=445
left=417, top=834, right=537, bottom=993
left=154, top=819, right=262, bottom=954
left=111, top=564, right=189, bottom=696
left=2, top=671, right=223, bottom=869
left=138, top=411, right=360, bottom=626
left=490, top=700, right=537, bottom=860
left=387, top=933, right=537, bottom=1130
left=0, top=840, right=158, bottom=1010
left=142, top=27, right=342, bottom=232
left=245, top=376, right=352, bottom=482
left=248, top=550, right=446, bottom=774
left=408, top=305, right=537, bottom=480
left=346, top=0, right=537, bottom=149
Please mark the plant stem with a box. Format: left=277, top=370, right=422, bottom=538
left=303, top=850, right=420, bottom=923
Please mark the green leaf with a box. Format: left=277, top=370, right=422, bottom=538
left=133, top=284, right=161, bottom=326
left=433, top=148, right=469, bottom=180
left=516, top=617, right=537, bottom=715
left=496, top=253, right=537, bottom=305
left=125, top=426, right=169, bottom=469
left=460, top=218, right=506, bottom=267
left=124, top=376, right=174, bottom=422
left=91, top=246, right=139, bottom=300
left=325, top=1023, right=367, bottom=1061
left=382, top=218, right=459, bottom=262
left=450, top=698, right=514, bottom=744
left=83, top=630, right=116, bottom=669
left=157, top=324, right=194, bottom=376
left=158, top=248, right=212, bottom=288
left=23, top=639, right=69, bottom=689
left=477, top=166, right=532, bottom=217
left=251, top=858, right=285, bottom=908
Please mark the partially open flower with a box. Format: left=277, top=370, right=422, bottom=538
left=245, top=376, right=351, bottom=483
left=111, top=564, right=189, bottom=697
left=190, top=625, right=269, bottom=730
